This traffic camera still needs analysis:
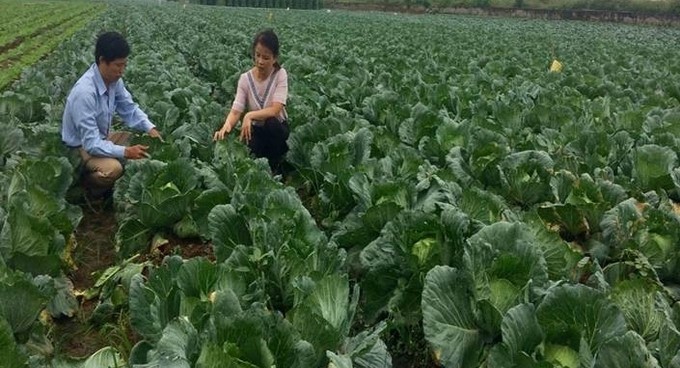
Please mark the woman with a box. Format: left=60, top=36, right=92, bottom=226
left=213, top=29, right=289, bottom=174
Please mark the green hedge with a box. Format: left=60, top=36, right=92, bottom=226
left=217, top=0, right=320, bottom=8
left=331, top=0, right=680, bottom=13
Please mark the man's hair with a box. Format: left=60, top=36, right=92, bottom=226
left=95, top=31, right=130, bottom=65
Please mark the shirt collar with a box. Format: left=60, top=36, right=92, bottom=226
left=91, top=63, right=108, bottom=96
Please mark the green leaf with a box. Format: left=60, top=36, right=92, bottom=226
left=267, top=318, right=317, bottom=368
left=360, top=211, right=441, bottom=324
left=422, top=266, right=483, bottom=368
left=52, top=346, right=126, bottom=368
left=600, top=198, right=644, bottom=250
left=487, top=304, right=545, bottom=367
left=208, top=306, right=278, bottom=367
left=327, top=352, right=353, bottom=368
left=501, top=304, right=543, bottom=357
left=211, top=288, right=242, bottom=317
left=143, top=317, right=199, bottom=368
left=129, top=260, right=182, bottom=344
left=9, top=157, right=73, bottom=198
left=195, top=343, right=261, bottom=368
left=290, top=274, right=354, bottom=363
left=130, top=135, right=181, bottom=162
left=536, top=284, right=627, bottom=352
left=464, top=222, right=548, bottom=315
left=0, top=200, right=59, bottom=261
left=173, top=216, right=199, bottom=239
left=46, top=275, right=78, bottom=318
left=129, top=340, right=154, bottom=365
left=537, top=204, right=588, bottom=238
left=399, top=102, right=439, bottom=146
left=352, top=339, right=391, bottom=368
left=633, top=144, right=677, bottom=191
left=594, top=331, right=656, bottom=368
left=155, top=158, right=199, bottom=193
left=116, top=219, right=152, bottom=258
left=129, top=274, right=163, bottom=344
left=208, top=205, right=251, bottom=262
left=522, top=211, right=582, bottom=280
left=0, top=123, right=24, bottom=168
left=0, top=317, right=26, bottom=366
left=610, top=278, right=665, bottom=342
left=310, top=128, right=373, bottom=175
left=435, top=116, right=465, bottom=154
left=304, top=274, right=351, bottom=332
left=177, top=257, right=217, bottom=300
left=138, top=189, right=194, bottom=229
left=344, top=321, right=391, bottom=368
left=458, top=187, right=508, bottom=225
left=192, top=188, right=230, bottom=238
left=658, top=306, right=680, bottom=368
left=543, top=344, right=580, bottom=368
left=331, top=202, right=401, bottom=250
left=439, top=205, right=474, bottom=265
left=497, top=150, right=554, bottom=206
left=0, top=276, right=45, bottom=334
left=114, top=159, right=166, bottom=209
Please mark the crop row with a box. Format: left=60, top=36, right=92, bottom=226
left=0, top=2, right=95, bottom=48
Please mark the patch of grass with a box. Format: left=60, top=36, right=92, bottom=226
left=99, top=312, right=140, bottom=362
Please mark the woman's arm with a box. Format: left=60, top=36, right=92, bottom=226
left=213, top=109, right=243, bottom=141
left=243, top=102, right=284, bottom=122
left=239, top=102, right=285, bottom=143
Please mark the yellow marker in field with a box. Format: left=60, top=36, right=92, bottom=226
left=550, top=59, right=563, bottom=72
left=268, top=11, right=273, bottom=21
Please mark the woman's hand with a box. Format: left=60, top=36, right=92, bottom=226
left=240, top=114, right=253, bottom=143
left=213, top=120, right=232, bottom=141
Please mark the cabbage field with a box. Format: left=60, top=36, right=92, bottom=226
left=2, top=3, right=680, bottom=367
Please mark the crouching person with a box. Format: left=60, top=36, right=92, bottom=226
left=213, top=29, right=290, bottom=175
left=61, top=31, right=161, bottom=198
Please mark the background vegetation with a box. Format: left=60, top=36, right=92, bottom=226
left=174, top=0, right=680, bottom=16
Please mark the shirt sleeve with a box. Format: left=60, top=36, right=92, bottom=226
left=115, top=80, right=155, bottom=133
left=271, top=68, right=288, bottom=105
left=231, top=74, right=248, bottom=112
left=74, top=93, right=126, bottom=158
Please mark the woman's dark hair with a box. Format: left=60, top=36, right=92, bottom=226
left=95, top=31, right=130, bottom=65
left=252, top=29, right=281, bottom=69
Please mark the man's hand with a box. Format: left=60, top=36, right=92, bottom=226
left=125, top=144, right=150, bottom=159
left=148, top=128, right=163, bottom=141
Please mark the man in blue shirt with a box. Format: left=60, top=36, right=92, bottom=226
left=61, top=31, right=161, bottom=197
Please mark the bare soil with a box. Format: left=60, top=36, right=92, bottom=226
left=142, top=234, right=215, bottom=266
left=52, top=202, right=136, bottom=359
left=382, top=323, right=439, bottom=368
left=52, top=197, right=216, bottom=359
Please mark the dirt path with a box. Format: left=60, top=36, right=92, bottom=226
left=51, top=200, right=212, bottom=359
left=52, top=203, right=135, bottom=359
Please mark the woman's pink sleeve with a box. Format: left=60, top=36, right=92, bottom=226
left=271, top=69, right=288, bottom=105
left=231, top=74, right=248, bottom=112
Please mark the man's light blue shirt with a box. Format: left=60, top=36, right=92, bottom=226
left=61, top=63, right=154, bottom=158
